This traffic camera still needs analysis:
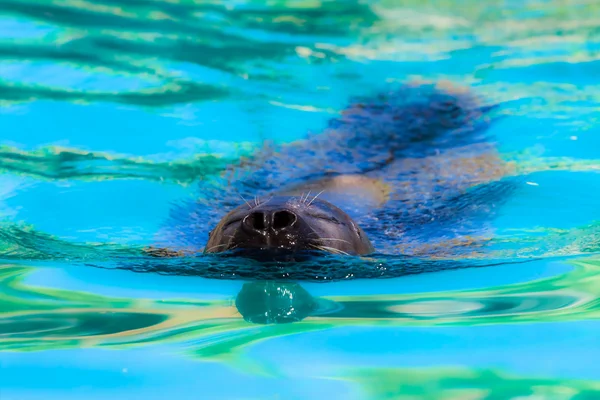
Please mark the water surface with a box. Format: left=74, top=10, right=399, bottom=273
left=1, top=0, right=600, bottom=399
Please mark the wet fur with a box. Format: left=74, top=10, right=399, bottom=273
left=154, top=80, right=514, bottom=260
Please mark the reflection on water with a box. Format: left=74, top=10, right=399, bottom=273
left=0, top=311, right=166, bottom=339
left=0, top=144, right=251, bottom=183
left=0, top=0, right=376, bottom=106
left=344, top=367, right=600, bottom=399
left=2, top=256, right=600, bottom=361
left=236, top=282, right=317, bottom=324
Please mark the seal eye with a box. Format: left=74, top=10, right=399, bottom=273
left=308, top=212, right=341, bottom=224
left=350, top=221, right=361, bottom=237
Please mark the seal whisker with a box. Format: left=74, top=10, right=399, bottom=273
left=205, top=243, right=230, bottom=252
left=310, top=243, right=349, bottom=256
left=239, top=194, right=252, bottom=208
left=298, top=192, right=305, bottom=203
left=321, top=246, right=349, bottom=256
left=308, top=243, right=324, bottom=252
left=320, top=246, right=348, bottom=256
left=307, top=190, right=325, bottom=207
left=303, top=190, right=312, bottom=204
left=312, top=237, right=351, bottom=245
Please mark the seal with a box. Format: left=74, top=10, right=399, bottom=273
left=204, top=195, right=374, bottom=258
left=147, top=80, right=515, bottom=273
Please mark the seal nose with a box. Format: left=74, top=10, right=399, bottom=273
left=273, top=210, right=297, bottom=230
left=243, top=210, right=297, bottom=232
left=244, top=211, right=267, bottom=231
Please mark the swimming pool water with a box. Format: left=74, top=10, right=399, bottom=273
left=1, top=1, right=600, bottom=399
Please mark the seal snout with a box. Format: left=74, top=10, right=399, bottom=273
left=242, top=209, right=297, bottom=233
left=204, top=196, right=374, bottom=257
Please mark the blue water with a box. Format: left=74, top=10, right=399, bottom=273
left=2, top=1, right=600, bottom=399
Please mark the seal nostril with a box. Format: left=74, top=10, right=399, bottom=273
left=273, top=210, right=296, bottom=230
left=253, top=212, right=266, bottom=230
left=245, top=212, right=266, bottom=231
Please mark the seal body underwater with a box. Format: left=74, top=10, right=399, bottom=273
left=149, top=80, right=515, bottom=275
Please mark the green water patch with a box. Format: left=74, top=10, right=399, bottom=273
left=0, top=0, right=377, bottom=106
left=0, top=311, right=167, bottom=339
left=1, top=0, right=599, bottom=110
left=0, top=224, right=147, bottom=260
left=341, top=366, right=600, bottom=399
left=0, top=78, right=230, bottom=107
left=1, top=256, right=600, bottom=363
left=506, top=150, right=600, bottom=176
left=0, top=145, right=246, bottom=183
left=314, top=257, right=600, bottom=326
left=469, top=221, right=600, bottom=262
left=0, top=263, right=220, bottom=352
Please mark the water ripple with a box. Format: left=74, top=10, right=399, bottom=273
left=1, top=256, right=600, bottom=360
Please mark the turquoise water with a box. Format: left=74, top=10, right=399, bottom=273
left=2, top=0, right=600, bottom=398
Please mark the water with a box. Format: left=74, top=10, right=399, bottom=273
left=1, top=0, right=600, bottom=398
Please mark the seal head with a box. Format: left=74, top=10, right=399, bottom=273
left=204, top=195, right=374, bottom=258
